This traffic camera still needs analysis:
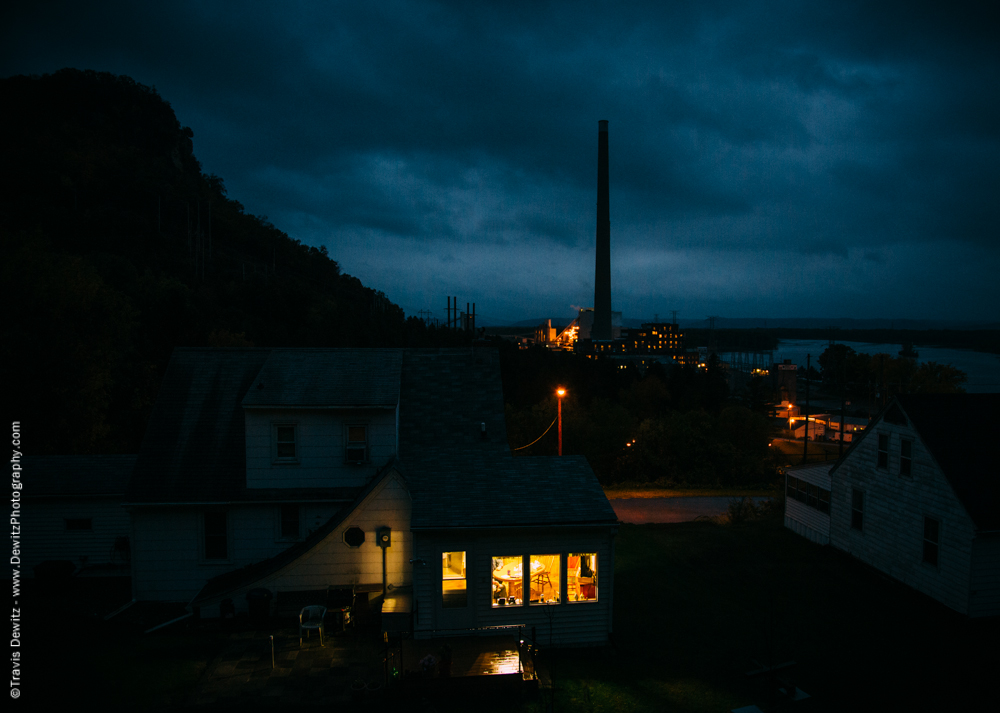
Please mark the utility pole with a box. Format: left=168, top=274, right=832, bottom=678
left=802, top=354, right=811, bottom=464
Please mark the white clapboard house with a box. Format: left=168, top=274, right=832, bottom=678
left=124, top=347, right=618, bottom=645
left=785, top=393, right=999, bottom=617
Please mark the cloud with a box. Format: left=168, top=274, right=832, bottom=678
left=3, top=0, right=997, bottom=322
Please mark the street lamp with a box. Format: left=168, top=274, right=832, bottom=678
left=556, top=388, right=566, bottom=456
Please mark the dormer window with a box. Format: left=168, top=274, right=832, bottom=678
left=346, top=425, right=368, bottom=464
left=273, top=423, right=298, bottom=463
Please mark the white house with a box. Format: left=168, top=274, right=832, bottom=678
left=786, top=394, right=999, bottom=617
left=125, top=347, right=618, bottom=645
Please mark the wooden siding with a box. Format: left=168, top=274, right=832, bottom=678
left=830, top=419, right=976, bottom=615
left=22, top=499, right=130, bottom=575
left=131, top=501, right=346, bottom=603
left=245, top=408, right=397, bottom=489
left=969, top=534, right=1000, bottom=618
left=412, top=526, right=616, bottom=647
left=784, top=512, right=829, bottom=545
left=193, top=471, right=412, bottom=616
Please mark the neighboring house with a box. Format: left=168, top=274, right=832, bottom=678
left=23, top=455, right=135, bottom=576
left=126, top=347, right=618, bottom=645
left=786, top=394, right=999, bottom=617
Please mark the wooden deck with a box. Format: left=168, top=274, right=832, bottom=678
left=400, top=633, right=526, bottom=678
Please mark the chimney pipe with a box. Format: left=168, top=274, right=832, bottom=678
left=593, top=120, right=612, bottom=341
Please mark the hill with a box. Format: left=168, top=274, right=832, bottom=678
left=1, top=69, right=462, bottom=454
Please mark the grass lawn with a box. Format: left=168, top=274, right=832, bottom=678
left=542, top=517, right=996, bottom=712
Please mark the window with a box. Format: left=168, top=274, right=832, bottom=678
left=491, top=556, right=523, bottom=607
left=877, top=434, right=889, bottom=469
left=923, top=517, right=939, bottom=566
left=65, top=518, right=92, bottom=531
left=280, top=504, right=300, bottom=539
left=442, top=551, right=467, bottom=608
left=343, top=527, right=365, bottom=547
left=900, top=439, right=912, bottom=477
left=346, top=425, right=368, bottom=463
left=529, top=555, right=561, bottom=605
left=851, top=489, right=864, bottom=531
left=786, top=476, right=831, bottom=514
left=274, top=424, right=297, bottom=461
left=204, top=511, right=228, bottom=560
left=568, top=553, right=598, bottom=602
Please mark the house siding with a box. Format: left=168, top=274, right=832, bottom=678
left=830, top=420, right=975, bottom=615
left=187, top=472, right=412, bottom=616
left=969, top=533, right=1000, bottom=618
left=245, top=408, right=397, bottom=489
left=412, top=526, right=616, bottom=647
left=131, top=501, right=347, bottom=603
left=22, top=498, right=130, bottom=575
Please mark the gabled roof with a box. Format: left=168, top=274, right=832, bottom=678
left=398, top=348, right=617, bottom=529
left=242, top=349, right=402, bottom=408
left=897, top=394, right=1000, bottom=531
left=833, top=394, right=1000, bottom=531
left=128, top=346, right=616, bottom=529
left=24, top=455, right=136, bottom=498
left=127, top=349, right=352, bottom=504
left=127, top=348, right=269, bottom=503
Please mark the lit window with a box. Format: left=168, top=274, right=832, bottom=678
left=346, top=425, right=367, bottom=463
left=529, top=555, right=560, bottom=604
left=900, top=439, right=912, bottom=476
left=568, top=553, right=598, bottom=602
left=922, top=517, right=939, bottom=566
left=275, top=425, right=297, bottom=460
left=491, top=556, right=523, bottom=607
left=204, top=511, right=228, bottom=559
left=877, top=434, right=888, bottom=469
left=442, top=551, right=467, bottom=608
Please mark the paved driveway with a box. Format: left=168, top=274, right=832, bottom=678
left=610, top=496, right=772, bottom=524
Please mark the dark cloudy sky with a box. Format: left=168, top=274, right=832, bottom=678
left=4, top=1, right=998, bottom=324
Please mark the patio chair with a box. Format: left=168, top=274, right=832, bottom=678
left=299, top=605, right=327, bottom=647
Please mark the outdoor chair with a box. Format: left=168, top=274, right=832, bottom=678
left=299, top=605, right=327, bottom=647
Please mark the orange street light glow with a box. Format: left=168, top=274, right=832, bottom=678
left=556, top=388, right=566, bottom=397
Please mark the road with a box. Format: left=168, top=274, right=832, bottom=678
left=610, top=496, right=772, bottom=524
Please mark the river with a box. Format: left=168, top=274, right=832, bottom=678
left=765, top=339, right=1000, bottom=393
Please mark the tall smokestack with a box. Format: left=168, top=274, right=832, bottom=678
left=593, top=119, right=612, bottom=341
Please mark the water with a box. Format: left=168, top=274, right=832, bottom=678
left=768, top=339, right=1000, bottom=393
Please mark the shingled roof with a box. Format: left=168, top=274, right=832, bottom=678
left=24, top=455, right=136, bottom=498
left=128, top=346, right=616, bottom=528
left=398, top=348, right=617, bottom=529
left=127, top=349, right=359, bottom=504
left=242, top=349, right=402, bottom=408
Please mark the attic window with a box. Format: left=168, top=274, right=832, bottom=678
left=346, top=425, right=368, bottom=464
left=275, top=424, right=297, bottom=461
left=343, top=527, right=365, bottom=548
